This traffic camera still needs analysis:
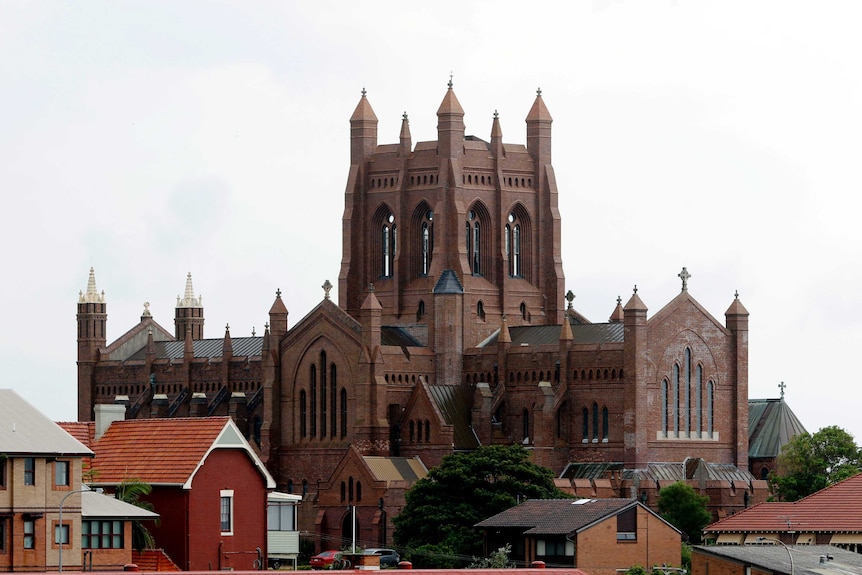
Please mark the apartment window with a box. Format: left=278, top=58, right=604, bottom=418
left=24, top=519, right=35, bottom=549
left=616, top=507, right=637, bottom=541
left=24, top=457, right=35, bottom=486
left=82, top=520, right=123, bottom=549
left=220, top=490, right=234, bottom=534
left=55, top=460, right=70, bottom=487
left=55, top=523, right=70, bottom=545
left=0, top=518, right=6, bottom=551
left=268, top=502, right=296, bottom=532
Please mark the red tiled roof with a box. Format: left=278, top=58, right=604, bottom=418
left=90, top=417, right=231, bottom=485
left=705, top=473, right=862, bottom=533
left=132, top=549, right=182, bottom=571
left=58, top=421, right=96, bottom=473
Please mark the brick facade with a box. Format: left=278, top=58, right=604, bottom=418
left=77, top=86, right=765, bottom=551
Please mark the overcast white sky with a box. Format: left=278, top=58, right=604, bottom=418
left=2, top=1, right=860, bottom=443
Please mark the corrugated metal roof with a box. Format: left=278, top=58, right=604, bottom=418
left=479, top=321, right=624, bottom=348
left=695, top=544, right=862, bottom=575
left=748, top=398, right=807, bottom=459
left=83, top=489, right=160, bottom=520
left=0, top=389, right=93, bottom=456
left=363, top=456, right=428, bottom=482
left=427, top=384, right=480, bottom=449
left=125, top=336, right=263, bottom=361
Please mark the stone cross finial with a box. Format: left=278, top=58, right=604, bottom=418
left=494, top=109, right=499, bottom=120
left=537, top=87, right=542, bottom=96
left=225, top=323, right=230, bottom=331
left=142, top=301, right=151, bottom=316
left=778, top=381, right=786, bottom=399
left=322, top=279, right=333, bottom=300
left=276, top=288, right=282, bottom=298
left=633, top=284, right=638, bottom=294
left=565, top=290, right=575, bottom=309
left=448, top=71, right=453, bottom=89
left=617, top=296, right=622, bottom=305
left=402, top=111, right=408, bottom=121
left=252, top=326, right=256, bottom=337
left=678, top=267, right=691, bottom=291
left=734, top=290, right=739, bottom=300
left=361, top=87, right=367, bottom=97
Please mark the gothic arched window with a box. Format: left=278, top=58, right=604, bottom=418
left=300, top=390, right=307, bottom=438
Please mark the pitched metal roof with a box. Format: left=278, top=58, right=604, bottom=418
left=562, top=460, right=754, bottom=483
left=479, top=321, right=624, bottom=348
left=748, top=398, right=807, bottom=459
left=0, top=389, right=93, bottom=456
left=705, top=472, right=862, bottom=534
left=363, top=456, right=428, bottom=482
left=125, top=336, right=263, bottom=361
left=381, top=326, right=424, bottom=347
left=475, top=498, right=640, bottom=535
left=427, top=384, right=480, bottom=449
left=83, top=489, right=160, bottom=520
left=433, top=270, right=464, bottom=294
left=694, top=544, right=862, bottom=575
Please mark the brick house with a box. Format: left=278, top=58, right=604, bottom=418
left=703, top=472, right=862, bottom=551
left=476, top=498, right=681, bottom=575
left=76, top=84, right=768, bottom=546
left=1, top=389, right=93, bottom=571
left=83, top=413, right=275, bottom=571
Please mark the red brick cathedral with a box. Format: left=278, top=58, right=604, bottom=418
left=77, top=84, right=766, bottom=550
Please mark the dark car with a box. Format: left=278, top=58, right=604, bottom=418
left=310, top=550, right=341, bottom=570
left=363, top=548, right=400, bottom=568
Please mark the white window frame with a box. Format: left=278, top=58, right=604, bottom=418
left=220, top=490, right=234, bottom=536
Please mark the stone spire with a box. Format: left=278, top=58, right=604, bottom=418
left=609, top=296, right=624, bottom=323
left=437, top=79, right=465, bottom=159
left=175, top=272, right=204, bottom=340
left=526, top=87, right=552, bottom=165
left=400, top=111, right=412, bottom=155
left=177, top=272, right=202, bottom=308
left=350, top=87, right=378, bottom=164
left=78, top=267, right=105, bottom=303
left=491, top=110, right=503, bottom=158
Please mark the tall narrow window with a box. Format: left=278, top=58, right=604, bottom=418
left=684, top=349, right=691, bottom=435
left=409, top=421, right=415, bottom=442
left=55, top=460, right=70, bottom=487
left=522, top=409, right=530, bottom=442
left=582, top=407, right=589, bottom=441
left=661, top=379, right=669, bottom=437
left=320, top=352, right=327, bottom=439
left=592, top=403, right=599, bottom=442
left=330, top=365, right=338, bottom=438
left=220, top=490, right=234, bottom=534
left=341, top=388, right=348, bottom=438
left=707, top=380, right=715, bottom=437
left=672, top=364, right=680, bottom=436
left=425, top=420, right=431, bottom=442
left=696, top=365, right=703, bottom=435
left=310, top=365, right=317, bottom=438
left=602, top=407, right=609, bottom=441
left=24, top=519, right=35, bottom=549
left=24, top=457, right=35, bottom=486
left=300, top=391, right=307, bottom=438
left=421, top=223, right=431, bottom=275
left=382, top=226, right=391, bottom=277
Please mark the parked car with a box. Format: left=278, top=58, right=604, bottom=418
left=310, top=550, right=342, bottom=570
left=363, top=548, right=400, bottom=568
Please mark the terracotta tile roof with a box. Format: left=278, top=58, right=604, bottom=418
left=89, top=417, right=231, bottom=485
left=705, top=473, right=862, bottom=533
left=476, top=498, right=640, bottom=535
left=132, top=549, right=182, bottom=571
left=58, top=421, right=95, bottom=448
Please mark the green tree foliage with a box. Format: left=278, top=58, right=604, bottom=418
left=469, top=544, right=515, bottom=569
left=393, top=445, right=567, bottom=568
left=770, top=425, right=861, bottom=501
left=656, top=482, right=711, bottom=544
left=115, top=479, right=157, bottom=550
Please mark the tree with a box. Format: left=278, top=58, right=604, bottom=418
left=393, top=445, right=567, bottom=567
left=115, top=479, right=157, bottom=550
left=656, top=482, right=711, bottom=544
left=770, top=425, right=861, bottom=501
left=469, top=543, right=515, bottom=569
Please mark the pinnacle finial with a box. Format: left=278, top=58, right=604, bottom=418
left=493, top=109, right=499, bottom=120
left=448, top=71, right=453, bottom=89
left=361, top=86, right=367, bottom=97
left=778, top=381, right=786, bottom=399
left=734, top=290, right=739, bottom=300
left=322, top=279, right=333, bottom=300
left=565, top=290, right=575, bottom=309
left=402, top=111, right=408, bottom=121
left=177, top=272, right=202, bottom=308
left=537, top=87, right=542, bottom=97
left=80, top=267, right=105, bottom=303
left=252, top=326, right=256, bottom=337
left=276, top=288, right=282, bottom=298
left=617, top=296, right=622, bottom=305
left=633, top=284, right=638, bottom=294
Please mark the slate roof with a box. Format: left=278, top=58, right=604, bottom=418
left=478, top=320, right=624, bottom=348
left=125, top=336, right=263, bottom=361
left=427, top=384, right=480, bottom=449
left=704, top=472, right=862, bottom=534
left=694, top=544, right=862, bottom=575
left=88, top=416, right=274, bottom=488
left=381, top=326, right=424, bottom=347
left=561, top=460, right=755, bottom=483
left=748, top=398, right=807, bottom=459
left=433, top=270, right=464, bottom=294
left=476, top=498, right=659, bottom=536
left=0, top=389, right=93, bottom=457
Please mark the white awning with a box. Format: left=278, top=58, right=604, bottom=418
left=715, top=533, right=744, bottom=544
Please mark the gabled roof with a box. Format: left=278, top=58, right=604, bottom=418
left=748, top=398, right=807, bottom=459
left=0, top=389, right=93, bottom=457
left=476, top=498, right=676, bottom=537
left=89, top=417, right=274, bottom=489
left=705, top=472, right=862, bottom=534
left=426, top=384, right=480, bottom=449
left=647, top=290, right=728, bottom=335
left=125, top=337, right=262, bottom=361
left=478, top=321, right=624, bottom=348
